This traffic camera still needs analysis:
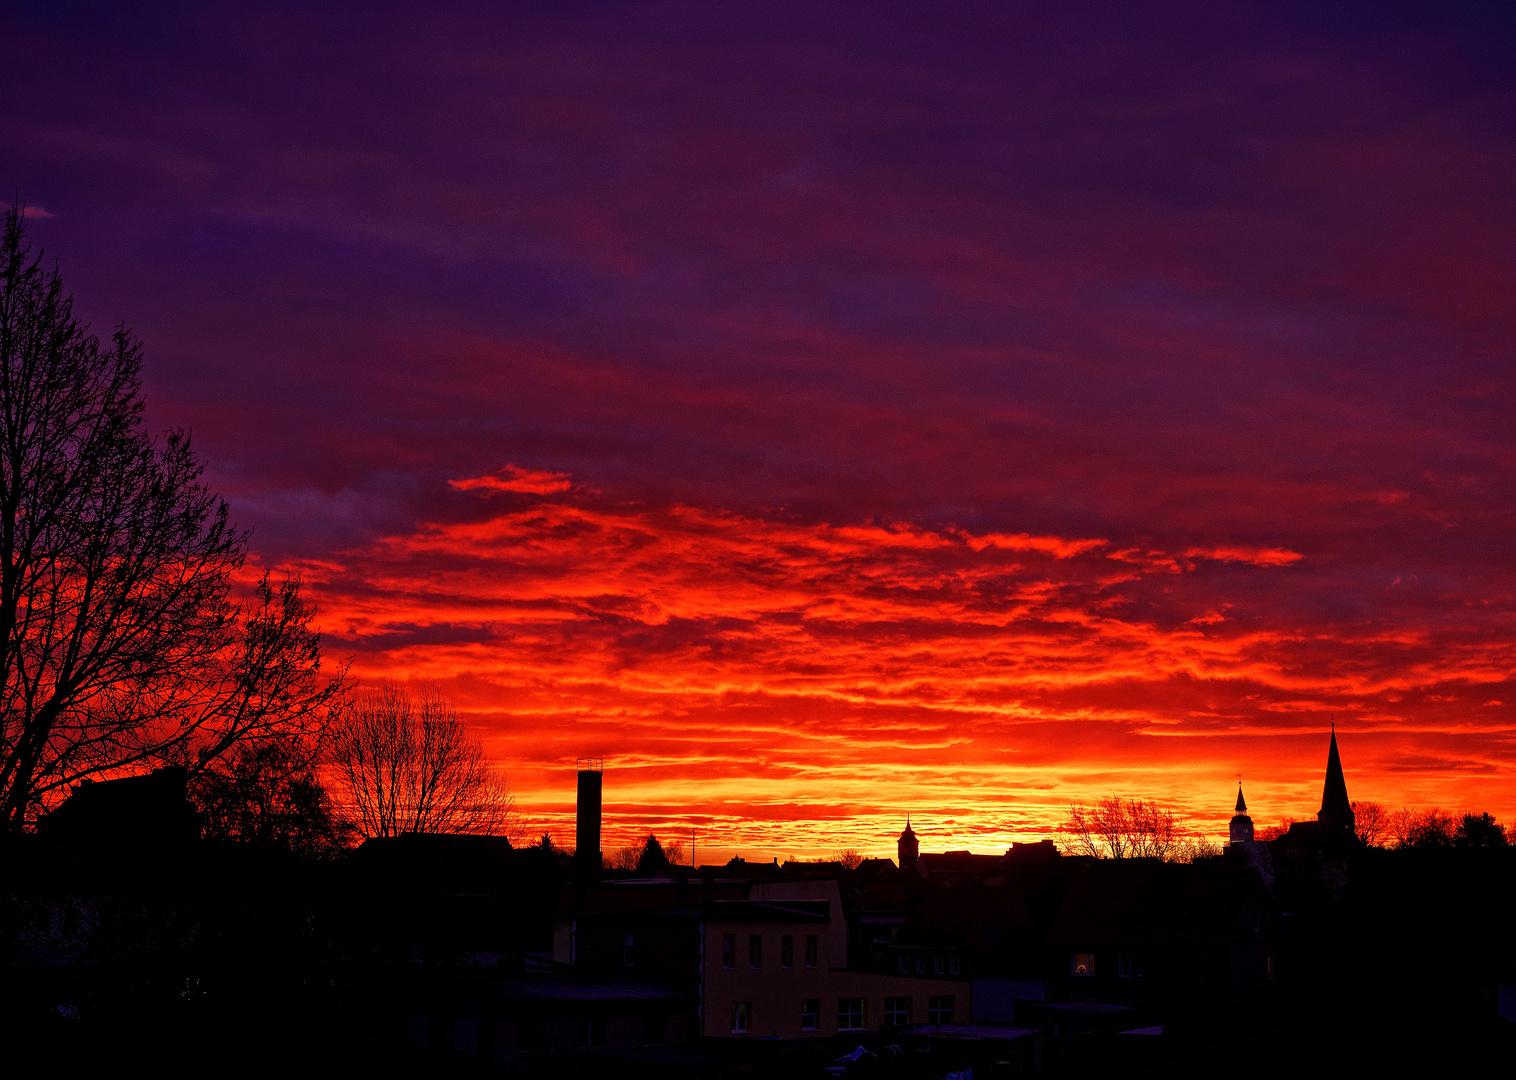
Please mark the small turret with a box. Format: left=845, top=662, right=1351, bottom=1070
left=898, top=816, right=919, bottom=872
left=1229, top=783, right=1254, bottom=845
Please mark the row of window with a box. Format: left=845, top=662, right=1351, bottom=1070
left=730, top=995, right=955, bottom=1034
left=720, top=932, right=818, bottom=970
left=1072, top=951, right=1137, bottom=977
left=1071, top=951, right=1260, bottom=980
left=894, top=953, right=961, bottom=976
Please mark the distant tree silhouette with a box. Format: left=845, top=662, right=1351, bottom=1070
left=1353, top=801, right=1390, bottom=846
left=193, top=734, right=352, bottom=857
left=328, top=682, right=515, bottom=838
left=608, top=843, right=642, bottom=871
left=636, top=834, right=670, bottom=875
left=1064, top=797, right=1179, bottom=858
left=1255, top=818, right=1299, bottom=842
left=1391, top=807, right=1456, bottom=849
left=0, top=206, right=343, bottom=831
left=831, top=848, right=864, bottom=869
left=1453, top=811, right=1507, bottom=848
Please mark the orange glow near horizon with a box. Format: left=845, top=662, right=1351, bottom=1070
left=286, top=471, right=1516, bottom=862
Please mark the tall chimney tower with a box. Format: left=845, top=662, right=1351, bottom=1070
left=575, top=758, right=603, bottom=875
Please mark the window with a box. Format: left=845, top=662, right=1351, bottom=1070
left=933, top=955, right=945, bottom=975
left=643, top=1014, right=666, bottom=1046
left=623, top=932, right=636, bottom=967
left=949, top=956, right=961, bottom=975
left=884, top=997, right=910, bottom=1026
left=915, top=955, right=926, bottom=974
left=517, top=1018, right=543, bottom=1053
left=580, top=1016, right=607, bottom=1049
left=800, top=998, right=820, bottom=1031
left=722, top=934, right=735, bottom=970
left=928, top=995, right=954, bottom=1025
left=1267, top=955, right=1274, bottom=979
left=781, top=934, right=793, bottom=968
left=406, top=1016, right=430, bottom=1051
left=838, top=998, right=866, bottom=1031
left=454, top=1018, right=478, bottom=1054
left=731, top=1001, right=751, bottom=1034
left=1072, top=952, right=1095, bottom=976
left=897, top=955, right=908, bottom=974
left=805, top=934, right=818, bottom=968
left=1117, top=952, right=1132, bottom=978
left=749, top=934, right=762, bottom=968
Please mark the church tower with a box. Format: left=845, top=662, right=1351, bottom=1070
left=898, top=817, right=919, bottom=872
left=1229, top=784, right=1254, bottom=845
left=1317, top=723, right=1355, bottom=838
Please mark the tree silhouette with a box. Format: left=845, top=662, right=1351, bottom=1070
left=329, top=682, right=515, bottom=838
left=1453, top=811, right=1507, bottom=849
left=1064, top=796, right=1179, bottom=858
left=0, top=206, right=342, bottom=830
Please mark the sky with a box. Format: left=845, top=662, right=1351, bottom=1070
left=2, top=1, right=1514, bottom=859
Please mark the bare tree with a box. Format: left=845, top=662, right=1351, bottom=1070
left=830, top=847, right=864, bottom=869
left=608, top=842, right=642, bottom=871
left=329, top=683, right=515, bottom=838
left=1064, top=797, right=1179, bottom=859
left=0, top=206, right=343, bottom=830
left=1352, top=800, right=1389, bottom=847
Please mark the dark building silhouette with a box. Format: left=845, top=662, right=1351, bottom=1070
left=1229, top=785, right=1253, bottom=845
left=576, top=758, right=603, bottom=875
left=1317, top=724, right=1354, bottom=838
left=36, top=765, right=200, bottom=845
left=897, top=816, right=918, bottom=872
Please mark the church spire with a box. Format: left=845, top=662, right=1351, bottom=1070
left=1229, top=781, right=1254, bottom=845
left=1317, top=722, right=1355, bottom=836
left=898, top=816, right=919, bottom=872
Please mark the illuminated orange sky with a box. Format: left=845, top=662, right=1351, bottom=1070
left=5, top=2, right=1514, bottom=858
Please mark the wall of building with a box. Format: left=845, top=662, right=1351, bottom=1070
left=701, top=919, right=967, bottom=1038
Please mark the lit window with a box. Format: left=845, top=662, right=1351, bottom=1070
left=1073, top=952, right=1095, bottom=976
left=805, top=934, right=818, bottom=968
left=884, top=997, right=910, bottom=1026
left=623, top=932, right=635, bottom=967
left=928, top=995, right=954, bottom=1024
left=722, top=934, right=735, bottom=969
left=949, top=956, right=961, bottom=975
left=933, top=955, right=945, bottom=975
left=781, top=934, right=793, bottom=968
left=749, top=934, right=762, bottom=968
left=800, top=998, right=820, bottom=1031
left=838, top=998, right=866, bottom=1031
left=1117, top=952, right=1132, bottom=978
left=731, top=1001, right=750, bottom=1034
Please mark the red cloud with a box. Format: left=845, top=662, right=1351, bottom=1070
left=292, top=483, right=1516, bottom=859
left=450, top=464, right=574, bottom=495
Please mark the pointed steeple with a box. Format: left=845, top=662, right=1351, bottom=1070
left=1229, top=782, right=1254, bottom=845
left=1317, top=722, right=1355, bottom=836
left=898, top=816, right=919, bottom=872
